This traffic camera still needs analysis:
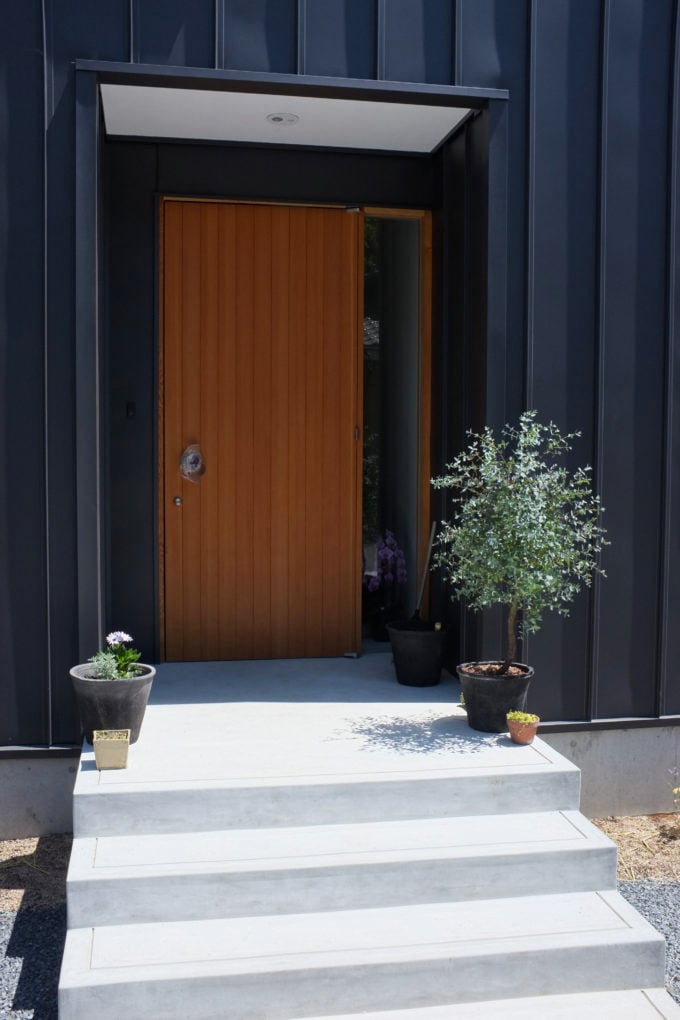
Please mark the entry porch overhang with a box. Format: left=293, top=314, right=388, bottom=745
left=74, top=60, right=510, bottom=663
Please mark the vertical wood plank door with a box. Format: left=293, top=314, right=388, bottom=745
left=161, top=201, right=361, bottom=661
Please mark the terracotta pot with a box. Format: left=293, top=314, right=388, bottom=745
left=507, top=716, right=540, bottom=745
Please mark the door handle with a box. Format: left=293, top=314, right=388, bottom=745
left=179, top=444, right=205, bottom=482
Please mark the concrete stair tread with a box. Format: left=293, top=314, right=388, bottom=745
left=78, top=756, right=576, bottom=792
left=300, top=988, right=680, bottom=1018
left=72, top=749, right=581, bottom=835
left=66, top=811, right=616, bottom=925
left=59, top=891, right=667, bottom=1018
left=61, top=890, right=663, bottom=979
left=71, top=810, right=611, bottom=872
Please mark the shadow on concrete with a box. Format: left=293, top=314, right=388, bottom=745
left=343, top=713, right=502, bottom=755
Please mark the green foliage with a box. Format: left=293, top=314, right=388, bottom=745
left=88, top=631, right=142, bottom=680
left=670, top=768, right=680, bottom=812
left=432, top=411, right=608, bottom=669
left=506, top=710, right=540, bottom=724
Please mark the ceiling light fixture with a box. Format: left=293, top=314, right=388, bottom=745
left=266, top=112, right=299, bottom=126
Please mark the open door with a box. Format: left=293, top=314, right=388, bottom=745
left=159, top=200, right=362, bottom=661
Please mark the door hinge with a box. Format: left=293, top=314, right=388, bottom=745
left=354, top=425, right=360, bottom=441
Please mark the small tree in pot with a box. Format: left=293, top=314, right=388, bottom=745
left=432, top=411, right=607, bottom=732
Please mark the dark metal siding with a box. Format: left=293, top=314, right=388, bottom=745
left=0, top=5, right=49, bottom=745
left=43, top=1, right=129, bottom=744
left=522, top=1, right=601, bottom=722
left=593, top=1, right=675, bottom=719
left=2, top=0, right=680, bottom=744
left=134, top=1, right=215, bottom=68
left=302, top=0, right=376, bottom=79
left=663, top=6, right=680, bottom=717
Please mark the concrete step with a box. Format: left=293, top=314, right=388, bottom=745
left=301, top=988, right=680, bottom=1018
left=67, top=810, right=616, bottom=926
left=72, top=746, right=581, bottom=837
left=59, top=890, right=666, bottom=1020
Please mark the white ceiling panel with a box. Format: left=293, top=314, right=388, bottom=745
left=100, top=84, right=469, bottom=153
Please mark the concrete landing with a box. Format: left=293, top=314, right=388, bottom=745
left=72, top=656, right=582, bottom=835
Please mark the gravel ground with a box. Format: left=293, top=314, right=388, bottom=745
left=0, top=827, right=678, bottom=1016
left=0, top=835, right=70, bottom=1020
left=620, top=881, right=680, bottom=1004
left=0, top=908, right=65, bottom=1020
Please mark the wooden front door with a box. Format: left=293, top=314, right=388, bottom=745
left=160, top=200, right=362, bottom=662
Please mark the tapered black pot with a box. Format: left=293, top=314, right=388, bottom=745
left=70, top=664, right=155, bottom=744
left=387, top=622, right=444, bottom=687
left=457, top=662, right=534, bottom=733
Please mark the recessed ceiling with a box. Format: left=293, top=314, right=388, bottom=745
left=100, top=84, right=470, bottom=154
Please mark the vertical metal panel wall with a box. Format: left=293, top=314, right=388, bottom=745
left=1, top=0, right=680, bottom=744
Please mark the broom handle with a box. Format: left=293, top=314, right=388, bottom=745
left=415, top=521, right=437, bottom=614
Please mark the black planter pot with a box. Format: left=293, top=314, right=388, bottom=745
left=362, top=590, right=404, bottom=642
left=456, top=661, right=534, bottom=733
left=367, top=605, right=403, bottom=642
left=70, top=664, right=156, bottom=744
left=387, top=622, right=444, bottom=687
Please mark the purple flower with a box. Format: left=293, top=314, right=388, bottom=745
left=362, top=530, right=407, bottom=592
left=106, top=630, right=133, bottom=646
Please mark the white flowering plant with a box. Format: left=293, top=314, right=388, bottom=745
left=88, top=631, right=142, bottom=680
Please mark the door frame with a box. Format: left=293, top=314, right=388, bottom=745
left=157, top=197, right=432, bottom=658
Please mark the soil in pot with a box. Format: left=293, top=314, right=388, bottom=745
left=387, top=621, right=444, bottom=687
left=457, top=662, right=534, bottom=733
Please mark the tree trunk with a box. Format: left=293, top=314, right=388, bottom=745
left=500, top=600, right=518, bottom=674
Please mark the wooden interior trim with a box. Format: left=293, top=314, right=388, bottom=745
left=362, top=207, right=427, bottom=220
left=157, top=198, right=167, bottom=659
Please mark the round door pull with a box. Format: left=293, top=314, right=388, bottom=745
left=173, top=496, right=183, bottom=506
left=180, top=444, right=205, bottom=482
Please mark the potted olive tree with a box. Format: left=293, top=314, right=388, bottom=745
left=70, top=631, right=155, bottom=745
left=432, top=412, right=607, bottom=732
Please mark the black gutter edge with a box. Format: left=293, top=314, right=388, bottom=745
left=103, top=134, right=438, bottom=158
left=0, top=746, right=81, bottom=760
left=540, top=715, right=680, bottom=734
left=74, top=60, right=509, bottom=108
